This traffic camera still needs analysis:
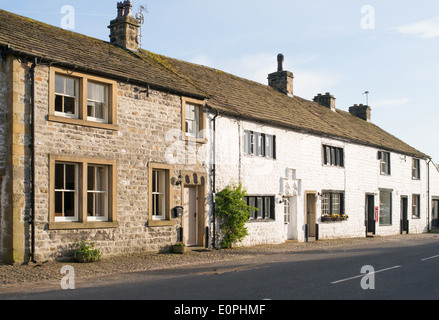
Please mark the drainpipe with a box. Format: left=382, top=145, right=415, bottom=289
left=427, top=158, right=431, bottom=232
left=29, top=58, right=37, bottom=263
left=211, top=109, right=219, bottom=249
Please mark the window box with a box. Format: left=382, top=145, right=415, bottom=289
left=321, top=214, right=349, bottom=222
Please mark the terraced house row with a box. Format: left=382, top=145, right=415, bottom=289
left=0, top=2, right=438, bottom=264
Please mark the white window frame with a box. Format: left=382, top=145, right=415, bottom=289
left=87, top=81, right=109, bottom=124
left=87, top=165, right=109, bottom=222
left=152, top=169, right=167, bottom=220
left=185, top=103, right=200, bottom=138
left=54, top=162, right=79, bottom=222
left=243, top=130, right=275, bottom=159
left=54, top=74, right=79, bottom=119
left=412, top=158, right=420, bottom=180
left=283, top=197, right=291, bottom=224
left=380, top=151, right=391, bottom=175
left=412, top=194, right=420, bottom=218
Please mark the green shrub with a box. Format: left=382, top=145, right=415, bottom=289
left=74, top=239, right=102, bottom=263
left=216, top=183, right=252, bottom=249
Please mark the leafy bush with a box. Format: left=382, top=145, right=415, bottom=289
left=74, top=239, right=102, bottom=263
left=216, top=183, right=252, bottom=249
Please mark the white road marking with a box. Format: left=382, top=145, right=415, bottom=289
left=331, top=266, right=402, bottom=284
left=421, top=255, right=439, bottom=261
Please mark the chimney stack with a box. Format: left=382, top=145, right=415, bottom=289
left=313, top=93, right=336, bottom=112
left=108, top=0, right=140, bottom=51
left=268, top=54, right=294, bottom=97
left=349, top=104, right=371, bottom=122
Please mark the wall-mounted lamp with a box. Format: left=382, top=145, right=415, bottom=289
left=173, top=206, right=183, bottom=218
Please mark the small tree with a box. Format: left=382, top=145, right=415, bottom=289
left=215, top=183, right=252, bottom=249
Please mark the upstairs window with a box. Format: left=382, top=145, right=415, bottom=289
left=323, top=145, right=344, bottom=167
left=185, top=103, right=200, bottom=138
left=412, top=158, right=420, bottom=180
left=87, top=81, right=109, bottom=123
left=378, top=151, right=391, bottom=175
left=55, top=75, right=79, bottom=118
left=49, top=67, right=118, bottom=130
left=182, top=97, right=206, bottom=142
left=243, top=130, right=276, bottom=159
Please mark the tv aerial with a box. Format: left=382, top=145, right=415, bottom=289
left=136, top=5, right=148, bottom=49
left=363, top=91, right=370, bottom=105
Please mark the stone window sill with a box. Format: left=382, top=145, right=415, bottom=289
left=48, top=221, right=119, bottom=230
left=147, top=219, right=175, bottom=227
left=48, top=115, right=119, bottom=131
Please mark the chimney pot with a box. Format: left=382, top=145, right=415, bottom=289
left=123, top=0, right=133, bottom=17
left=117, top=2, right=124, bottom=18
left=313, top=92, right=336, bottom=112
left=277, top=53, right=284, bottom=72
left=349, top=104, right=371, bottom=122
left=268, top=54, right=294, bottom=97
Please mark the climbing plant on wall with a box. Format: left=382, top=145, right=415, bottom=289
left=215, top=183, right=252, bottom=249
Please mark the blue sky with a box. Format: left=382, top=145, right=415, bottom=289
left=1, top=0, right=439, bottom=162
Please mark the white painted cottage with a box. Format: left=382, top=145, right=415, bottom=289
left=203, top=54, right=439, bottom=245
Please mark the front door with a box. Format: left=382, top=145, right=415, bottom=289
left=401, top=197, right=409, bottom=234
left=183, top=186, right=198, bottom=246
left=306, top=193, right=316, bottom=241
left=432, top=200, right=439, bottom=229
left=365, top=195, right=375, bottom=235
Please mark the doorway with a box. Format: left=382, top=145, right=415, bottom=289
left=365, top=194, right=375, bottom=236
left=306, top=193, right=317, bottom=242
left=183, top=186, right=198, bottom=246
left=401, top=196, right=409, bottom=234
left=432, top=199, right=439, bottom=229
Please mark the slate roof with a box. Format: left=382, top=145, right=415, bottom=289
left=0, top=9, right=429, bottom=159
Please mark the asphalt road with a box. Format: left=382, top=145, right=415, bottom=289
left=2, top=236, right=439, bottom=301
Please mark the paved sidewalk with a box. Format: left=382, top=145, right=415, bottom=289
left=1, top=233, right=437, bottom=292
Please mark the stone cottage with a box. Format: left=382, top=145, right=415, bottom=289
left=0, top=3, right=438, bottom=264
left=0, top=4, right=210, bottom=264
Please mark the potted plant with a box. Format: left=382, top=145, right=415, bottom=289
left=74, top=239, right=102, bottom=263
left=321, top=213, right=349, bottom=222
left=172, top=242, right=187, bottom=254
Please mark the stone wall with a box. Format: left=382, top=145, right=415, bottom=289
left=0, top=56, right=32, bottom=264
